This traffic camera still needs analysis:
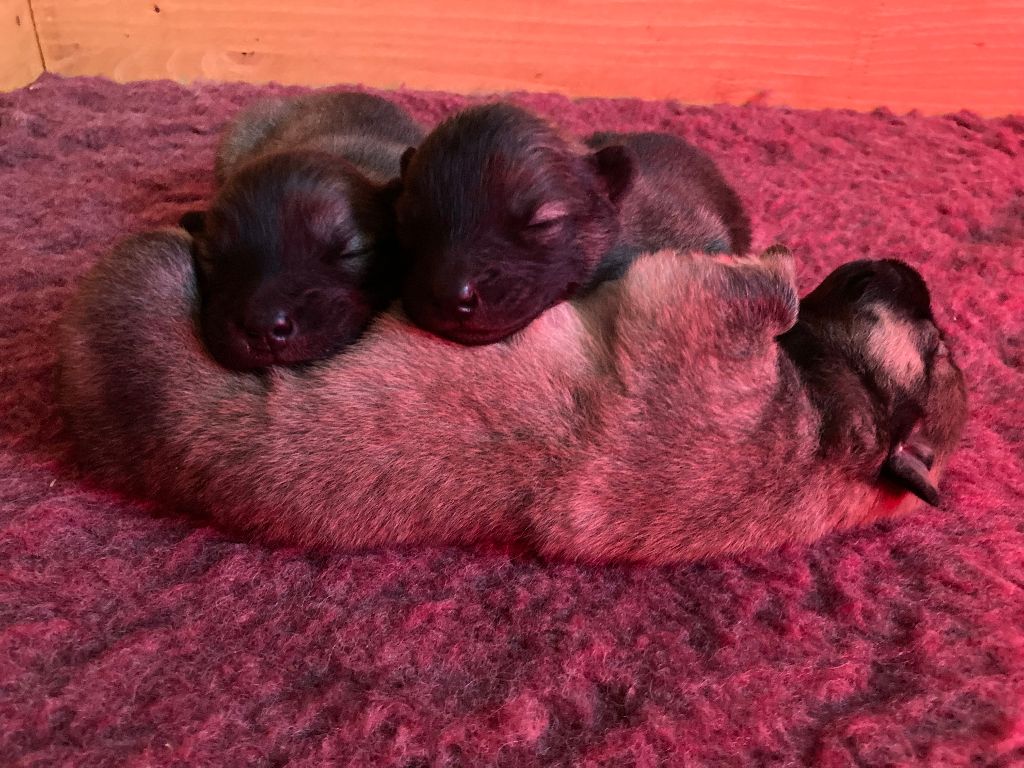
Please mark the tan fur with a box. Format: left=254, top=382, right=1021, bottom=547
left=56, top=232, right=967, bottom=563
left=865, top=306, right=927, bottom=387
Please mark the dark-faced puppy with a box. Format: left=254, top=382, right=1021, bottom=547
left=582, top=131, right=752, bottom=285
left=395, top=104, right=750, bottom=345
left=395, top=103, right=632, bottom=345
left=779, top=258, right=966, bottom=506
left=184, top=91, right=425, bottom=370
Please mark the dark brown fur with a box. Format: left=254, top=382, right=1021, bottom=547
left=57, top=231, right=967, bottom=563
left=184, top=91, right=425, bottom=370
left=395, top=104, right=749, bottom=345
left=583, top=130, right=752, bottom=286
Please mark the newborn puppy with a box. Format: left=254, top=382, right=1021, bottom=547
left=778, top=258, right=962, bottom=506
left=395, top=103, right=626, bottom=345
left=582, top=131, right=751, bottom=286
left=395, top=103, right=748, bottom=345
left=183, top=91, right=425, bottom=370
left=533, top=252, right=967, bottom=560
left=58, top=232, right=967, bottom=563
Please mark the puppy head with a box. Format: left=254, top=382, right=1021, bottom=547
left=395, top=103, right=633, bottom=345
left=181, top=150, right=400, bottom=370
left=792, top=259, right=967, bottom=505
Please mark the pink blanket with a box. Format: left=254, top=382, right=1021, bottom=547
left=1, top=75, right=1021, bottom=766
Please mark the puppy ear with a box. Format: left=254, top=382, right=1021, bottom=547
left=589, top=144, right=635, bottom=204
left=400, top=146, right=417, bottom=179
left=882, top=437, right=940, bottom=506
left=178, top=210, right=206, bottom=237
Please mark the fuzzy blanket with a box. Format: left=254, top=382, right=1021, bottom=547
left=1, top=75, right=1022, bottom=767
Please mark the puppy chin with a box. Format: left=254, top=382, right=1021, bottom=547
left=201, top=326, right=360, bottom=371
left=402, top=304, right=540, bottom=346
left=430, top=322, right=530, bottom=346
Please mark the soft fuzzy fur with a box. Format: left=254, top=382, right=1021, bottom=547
left=583, top=130, right=753, bottom=285
left=396, top=103, right=623, bottom=345
left=2, top=76, right=1022, bottom=766
left=183, top=91, right=425, bottom=370
left=57, top=231, right=966, bottom=562
left=395, top=103, right=747, bottom=345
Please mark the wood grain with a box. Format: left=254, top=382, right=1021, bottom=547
left=0, top=0, right=44, bottom=91
left=24, top=0, right=1024, bottom=115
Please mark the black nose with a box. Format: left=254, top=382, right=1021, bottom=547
left=456, top=282, right=479, bottom=315
left=243, top=308, right=297, bottom=347
left=270, top=311, right=295, bottom=341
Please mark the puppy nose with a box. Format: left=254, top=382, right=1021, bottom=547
left=456, top=282, right=479, bottom=315
left=243, top=309, right=297, bottom=347
left=270, top=311, right=295, bottom=341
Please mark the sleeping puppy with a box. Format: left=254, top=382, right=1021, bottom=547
left=394, top=103, right=749, bottom=345
left=582, top=130, right=751, bottom=286
left=534, top=252, right=967, bottom=560
left=182, top=91, right=425, bottom=370
left=778, top=259, right=961, bottom=505
left=57, top=232, right=966, bottom=563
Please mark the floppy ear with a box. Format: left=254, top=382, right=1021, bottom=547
left=178, top=210, right=206, bottom=237
left=882, top=437, right=940, bottom=506
left=588, top=144, right=635, bottom=204
left=400, top=146, right=416, bottom=179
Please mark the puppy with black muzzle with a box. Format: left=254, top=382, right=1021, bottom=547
left=182, top=91, right=425, bottom=370
left=58, top=232, right=967, bottom=564
left=394, top=103, right=749, bottom=345
left=778, top=258, right=962, bottom=507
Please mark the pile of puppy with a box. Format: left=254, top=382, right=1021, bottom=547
left=57, top=91, right=968, bottom=564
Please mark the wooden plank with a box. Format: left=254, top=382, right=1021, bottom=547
left=28, top=0, right=1024, bottom=115
left=0, top=0, right=44, bottom=91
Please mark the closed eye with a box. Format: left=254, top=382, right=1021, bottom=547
left=524, top=201, right=570, bottom=231
left=325, top=243, right=375, bottom=264
left=520, top=214, right=569, bottom=244
left=525, top=216, right=566, bottom=232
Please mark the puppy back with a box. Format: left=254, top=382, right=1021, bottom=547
left=587, top=131, right=753, bottom=255
left=216, top=91, right=425, bottom=183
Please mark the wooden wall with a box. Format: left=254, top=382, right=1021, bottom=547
left=5, top=0, right=1024, bottom=115
left=0, top=0, right=43, bottom=90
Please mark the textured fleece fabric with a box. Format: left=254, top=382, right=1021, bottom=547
left=1, top=75, right=1022, bottom=767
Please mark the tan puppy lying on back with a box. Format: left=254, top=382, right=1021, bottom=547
left=57, top=231, right=966, bottom=563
